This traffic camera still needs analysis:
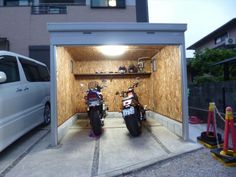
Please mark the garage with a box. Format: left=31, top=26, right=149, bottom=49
left=47, top=23, right=189, bottom=146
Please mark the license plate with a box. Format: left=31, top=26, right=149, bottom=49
left=89, top=100, right=100, bottom=107
left=122, top=107, right=135, bottom=117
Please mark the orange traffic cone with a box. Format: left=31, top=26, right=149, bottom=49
left=197, top=102, right=223, bottom=148
left=211, top=107, right=236, bottom=166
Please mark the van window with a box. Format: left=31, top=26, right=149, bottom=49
left=0, top=55, right=20, bottom=83
left=38, top=65, right=50, bottom=81
left=19, top=58, right=49, bottom=82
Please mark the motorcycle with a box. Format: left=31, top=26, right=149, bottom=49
left=84, top=81, right=108, bottom=136
left=116, top=79, right=146, bottom=137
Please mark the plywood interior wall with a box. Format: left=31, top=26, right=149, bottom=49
left=73, top=59, right=151, bottom=74
left=73, top=59, right=151, bottom=112
left=150, top=46, right=182, bottom=122
left=56, top=45, right=183, bottom=125
left=56, top=47, right=77, bottom=126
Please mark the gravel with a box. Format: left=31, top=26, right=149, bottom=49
left=119, top=148, right=236, bottom=177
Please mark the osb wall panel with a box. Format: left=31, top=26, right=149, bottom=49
left=73, top=59, right=151, bottom=112
left=56, top=47, right=77, bottom=126
left=74, top=77, right=151, bottom=112
left=151, top=46, right=182, bottom=122
left=74, top=59, right=151, bottom=74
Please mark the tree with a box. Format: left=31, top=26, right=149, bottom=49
left=188, top=48, right=236, bottom=84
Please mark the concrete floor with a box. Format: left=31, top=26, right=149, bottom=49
left=3, top=116, right=201, bottom=177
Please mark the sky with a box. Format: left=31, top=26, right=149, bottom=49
left=148, top=0, right=236, bottom=58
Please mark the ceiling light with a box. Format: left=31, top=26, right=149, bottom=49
left=109, top=0, right=116, bottom=7
left=98, top=45, right=128, bottom=56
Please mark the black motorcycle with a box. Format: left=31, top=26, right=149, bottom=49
left=85, top=81, right=108, bottom=136
left=116, top=79, right=146, bottom=137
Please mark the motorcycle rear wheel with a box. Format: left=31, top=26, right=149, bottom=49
left=125, top=115, right=142, bottom=137
left=90, top=110, right=102, bottom=136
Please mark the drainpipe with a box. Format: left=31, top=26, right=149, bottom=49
left=180, top=44, right=190, bottom=141
left=136, top=0, right=149, bottom=22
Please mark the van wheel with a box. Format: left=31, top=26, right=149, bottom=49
left=44, top=104, right=51, bottom=125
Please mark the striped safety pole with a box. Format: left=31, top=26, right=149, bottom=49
left=221, top=107, right=236, bottom=156
left=206, top=102, right=216, bottom=137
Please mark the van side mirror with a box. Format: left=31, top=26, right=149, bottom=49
left=0, top=71, right=7, bottom=83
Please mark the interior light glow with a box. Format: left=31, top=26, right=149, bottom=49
left=98, top=45, right=128, bottom=56
left=109, top=0, right=117, bottom=7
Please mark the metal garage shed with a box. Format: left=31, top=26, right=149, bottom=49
left=47, top=23, right=189, bottom=146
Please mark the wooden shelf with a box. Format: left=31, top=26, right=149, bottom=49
left=74, top=72, right=151, bottom=78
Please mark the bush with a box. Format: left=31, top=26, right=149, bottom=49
left=188, top=48, right=236, bottom=84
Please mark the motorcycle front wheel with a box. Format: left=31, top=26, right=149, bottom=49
left=90, top=109, right=102, bottom=136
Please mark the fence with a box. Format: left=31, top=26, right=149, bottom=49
left=189, top=80, right=236, bottom=128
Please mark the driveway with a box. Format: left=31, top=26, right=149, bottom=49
left=0, top=116, right=200, bottom=177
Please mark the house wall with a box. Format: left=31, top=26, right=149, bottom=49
left=228, top=27, right=236, bottom=41
left=0, top=6, right=136, bottom=56
left=150, top=46, right=182, bottom=122
left=196, top=40, right=216, bottom=52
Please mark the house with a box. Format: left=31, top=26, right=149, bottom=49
left=0, top=0, right=190, bottom=146
left=0, top=0, right=149, bottom=68
left=187, top=18, right=236, bottom=52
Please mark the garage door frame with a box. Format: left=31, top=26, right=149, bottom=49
left=47, top=23, right=188, bottom=147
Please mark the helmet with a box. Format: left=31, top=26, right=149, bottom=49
left=118, top=65, right=127, bottom=74
left=128, top=64, right=138, bottom=73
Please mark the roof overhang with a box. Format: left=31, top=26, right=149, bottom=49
left=47, top=22, right=187, bottom=33
left=47, top=22, right=187, bottom=46
left=212, top=56, right=236, bottom=66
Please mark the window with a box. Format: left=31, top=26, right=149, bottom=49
left=0, top=55, right=20, bottom=84
left=38, top=65, right=50, bottom=81
left=39, top=0, right=86, bottom=5
left=215, top=33, right=228, bottom=44
left=4, top=0, right=31, bottom=6
left=19, top=58, right=50, bottom=82
left=91, top=0, right=126, bottom=8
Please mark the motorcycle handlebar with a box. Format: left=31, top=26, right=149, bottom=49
left=115, top=82, right=139, bottom=97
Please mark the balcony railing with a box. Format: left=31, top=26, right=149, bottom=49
left=31, top=5, right=67, bottom=14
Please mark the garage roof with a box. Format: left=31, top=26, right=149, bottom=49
left=47, top=22, right=187, bottom=32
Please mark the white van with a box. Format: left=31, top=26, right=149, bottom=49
left=0, top=51, right=50, bottom=152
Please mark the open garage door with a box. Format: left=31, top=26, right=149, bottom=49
left=47, top=23, right=189, bottom=146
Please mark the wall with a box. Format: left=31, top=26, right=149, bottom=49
left=150, top=46, right=182, bottom=122
left=0, top=5, right=136, bottom=56
left=56, top=46, right=183, bottom=125
left=73, top=59, right=151, bottom=112
left=56, top=47, right=77, bottom=126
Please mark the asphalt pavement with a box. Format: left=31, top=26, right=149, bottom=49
left=120, top=148, right=236, bottom=177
